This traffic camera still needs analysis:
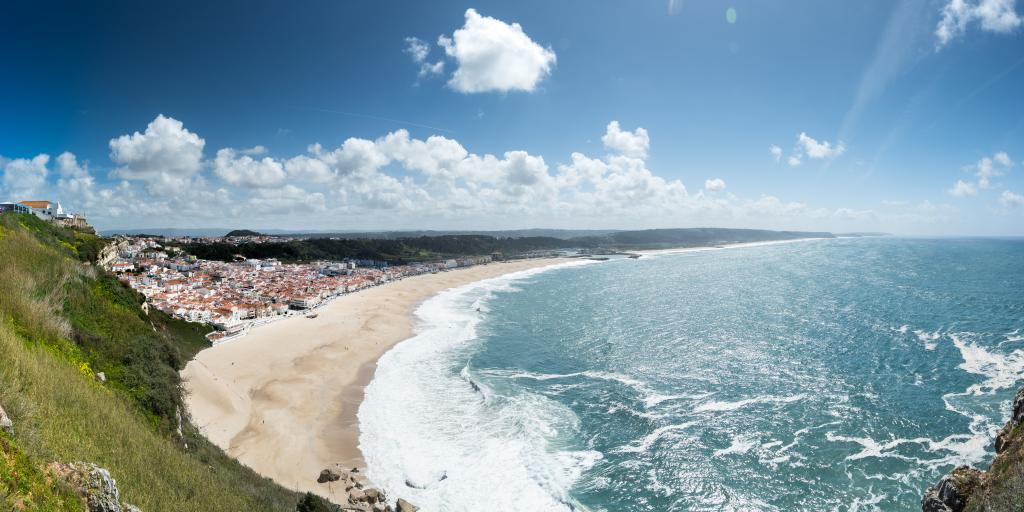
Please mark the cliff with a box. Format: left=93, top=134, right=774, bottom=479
left=923, top=386, right=1024, bottom=511
left=0, top=213, right=303, bottom=510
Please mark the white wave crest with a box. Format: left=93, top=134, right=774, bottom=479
left=694, top=394, right=805, bottom=413
left=714, top=434, right=759, bottom=457
left=913, top=329, right=941, bottom=350
left=359, top=260, right=600, bottom=512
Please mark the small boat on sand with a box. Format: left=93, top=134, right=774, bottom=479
left=306, top=313, right=319, bottom=319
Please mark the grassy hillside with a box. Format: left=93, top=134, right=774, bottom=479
left=0, top=213, right=302, bottom=511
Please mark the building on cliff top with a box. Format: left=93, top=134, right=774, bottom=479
left=4, top=199, right=91, bottom=230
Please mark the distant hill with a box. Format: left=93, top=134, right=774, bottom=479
left=835, top=232, right=892, bottom=237
left=225, top=229, right=263, bottom=237
left=574, top=228, right=834, bottom=249
left=284, top=228, right=623, bottom=240
left=172, top=227, right=835, bottom=263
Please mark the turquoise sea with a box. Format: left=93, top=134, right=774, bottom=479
left=359, top=238, right=1024, bottom=511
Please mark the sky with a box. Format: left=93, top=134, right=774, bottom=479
left=1, top=0, right=1023, bottom=235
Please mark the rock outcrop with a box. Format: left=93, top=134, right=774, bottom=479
left=48, top=462, right=141, bottom=512
left=395, top=498, right=419, bottom=512
left=318, top=468, right=343, bottom=483
left=994, top=386, right=1024, bottom=454
left=0, top=404, right=12, bottom=434
left=922, top=466, right=984, bottom=512
left=315, top=466, right=416, bottom=512
left=922, top=385, right=1024, bottom=511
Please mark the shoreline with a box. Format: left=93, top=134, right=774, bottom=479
left=181, top=257, right=566, bottom=502
left=180, top=237, right=831, bottom=504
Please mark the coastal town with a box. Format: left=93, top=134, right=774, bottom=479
left=101, top=234, right=500, bottom=343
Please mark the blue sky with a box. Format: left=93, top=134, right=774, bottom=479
left=2, top=0, right=1023, bottom=234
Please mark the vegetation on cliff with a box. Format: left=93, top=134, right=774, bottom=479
left=0, top=213, right=302, bottom=511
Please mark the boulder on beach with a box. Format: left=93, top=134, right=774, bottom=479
left=317, top=468, right=342, bottom=483
left=348, top=488, right=366, bottom=503
left=396, top=498, right=419, bottom=512
left=362, top=488, right=382, bottom=503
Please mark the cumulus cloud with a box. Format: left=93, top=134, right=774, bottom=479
left=54, top=152, right=98, bottom=205
left=774, top=132, right=844, bottom=168
left=4, top=116, right=903, bottom=232
left=704, top=178, right=726, bottom=192
left=602, top=121, right=650, bottom=159
left=109, top=114, right=205, bottom=195
left=247, top=184, right=326, bottom=213
left=240, top=145, right=268, bottom=156
left=284, top=154, right=335, bottom=183
left=993, top=151, right=1013, bottom=167
left=404, top=36, right=445, bottom=78
left=438, top=8, right=556, bottom=93
left=2, top=154, right=50, bottom=198
left=949, top=151, right=1014, bottom=193
left=948, top=179, right=978, bottom=197
left=1001, top=190, right=1024, bottom=207
left=213, top=148, right=286, bottom=188
left=404, top=36, right=430, bottom=63
left=797, top=132, right=846, bottom=159
left=936, top=0, right=1022, bottom=47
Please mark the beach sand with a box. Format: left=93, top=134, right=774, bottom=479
left=181, top=258, right=564, bottom=501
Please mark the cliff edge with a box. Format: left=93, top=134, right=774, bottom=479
left=923, top=386, right=1024, bottom=511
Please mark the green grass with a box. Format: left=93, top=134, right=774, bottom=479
left=0, top=432, right=82, bottom=511
left=0, top=213, right=303, bottom=511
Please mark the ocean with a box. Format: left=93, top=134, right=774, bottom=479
left=358, top=237, right=1024, bottom=511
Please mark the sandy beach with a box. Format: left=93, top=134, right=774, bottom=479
left=181, top=258, right=564, bottom=500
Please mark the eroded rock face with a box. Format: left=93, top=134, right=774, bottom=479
left=995, top=387, right=1024, bottom=454
left=922, top=466, right=984, bottom=512
left=315, top=465, right=409, bottom=512
left=48, top=462, right=141, bottom=512
left=0, top=404, right=12, bottom=434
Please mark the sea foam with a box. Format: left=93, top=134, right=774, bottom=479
left=358, top=261, right=599, bottom=512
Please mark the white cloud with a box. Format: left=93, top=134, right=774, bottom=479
left=2, top=154, right=50, bottom=198
left=419, top=60, right=445, bottom=77
left=936, top=0, right=1022, bottom=47
left=439, top=8, right=556, bottom=93
left=4, top=117, right=921, bottom=233
left=769, top=144, right=782, bottom=163
left=797, top=132, right=846, bottom=159
left=404, top=37, right=430, bottom=63
left=788, top=155, right=802, bottom=167
left=404, top=36, right=445, bottom=78
left=240, top=145, right=268, bottom=156
left=948, top=179, right=978, bottom=197
left=247, top=184, right=326, bottom=213
left=284, top=154, right=334, bottom=183
left=957, top=151, right=1014, bottom=190
left=993, top=151, right=1013, bottom=167
left=602, top=121, right=650, bottom=159
left=109, top=114, right=205, bottom=195
left=704, top=178, right=726, bottom=192
left=1001, top=190, right=1024, bottom=207
left=55, top=152, right=98, bottom=206
left=213, top=148, right=286, bottom=188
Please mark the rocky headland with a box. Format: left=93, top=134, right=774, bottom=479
left=923, top=385, right=1024, bottom=511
